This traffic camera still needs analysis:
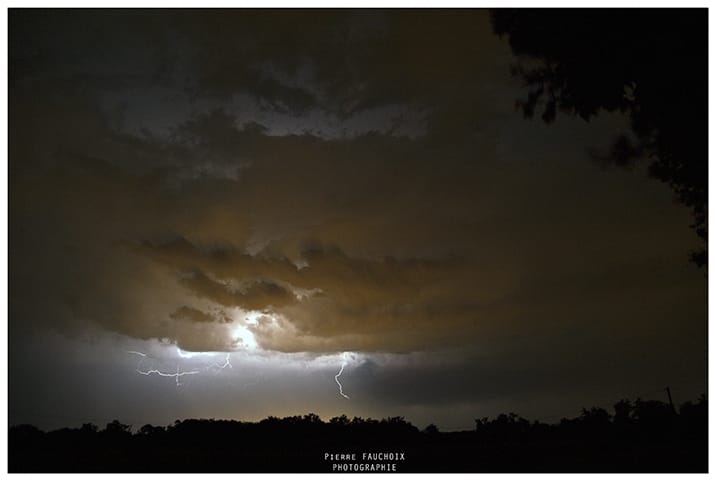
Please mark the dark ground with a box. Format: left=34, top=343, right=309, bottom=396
left=9, top=396, right=707, bottom=472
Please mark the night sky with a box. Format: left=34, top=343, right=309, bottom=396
left=9, top=9, right=706, bottom=431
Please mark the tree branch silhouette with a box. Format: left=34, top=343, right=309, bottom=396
left=490, top=9, right=707, bottom=266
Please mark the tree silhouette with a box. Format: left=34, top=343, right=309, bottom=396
left=9, top=395, right=707, bottom=472
left=490, top=9, right=707, bottom=266
left=104, top=420, right=131, bottom=434
left=613, top=399, right=633, bottom=426
left=422, top=423, right=440, bottom=436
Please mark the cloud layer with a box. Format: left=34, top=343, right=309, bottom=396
left=10, top=10, right=705, bottom=370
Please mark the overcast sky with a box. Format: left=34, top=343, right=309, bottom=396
left=9, top=9, right=706, bottom=431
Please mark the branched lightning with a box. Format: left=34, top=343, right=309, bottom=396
left=137, top=366, right=201, bottom=386
left=127, top=348, right=350, bottom=398
left=334, top=355, right=350, bottom=400
left=208, top=353, right=233, bottom=372
left=128, top=350, right=200, bottom=386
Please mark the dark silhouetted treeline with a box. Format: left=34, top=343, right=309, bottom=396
left=9, top=395, right=706, bottom=472
left=490, top=9, right=708, bottom=265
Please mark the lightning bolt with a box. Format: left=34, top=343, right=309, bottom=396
left=137, top=366, right=201, bottom=386
left=128, top=350, right=200, bottom=386
left=334, top=354, right=350, bottom=400
left=209, top=353, right=233, bottom=371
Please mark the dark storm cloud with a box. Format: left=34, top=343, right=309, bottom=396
left=9, top=7, right=705, bottom=418
left=10, top=82, right=703, bottom=356
left=10, top=10, right=508, bottom=132
left=136, top=10, right=500, bottom=116
left=136, top=235, right=497, bottom=352
left=170, top=305, right=225, bottom=324
left=179, top=270, right=295, bottom=310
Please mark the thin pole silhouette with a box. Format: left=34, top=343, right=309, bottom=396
left=666, top=386, right=676, bottom=413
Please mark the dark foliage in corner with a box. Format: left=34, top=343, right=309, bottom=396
left=490, top=9, right=707, bottom=266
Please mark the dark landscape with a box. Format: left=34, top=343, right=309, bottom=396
left=10, top=395, right=707, bottom=472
